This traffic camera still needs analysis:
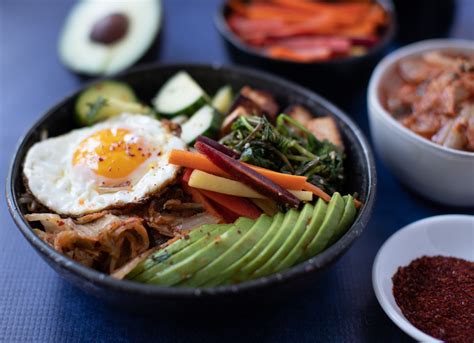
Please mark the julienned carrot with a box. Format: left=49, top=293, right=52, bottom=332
left=170, top=150, right=226, bottom=175
left=249, top=165, right=307, bottom=190
left=182, top=183, right=225, bottom=224
left=241, top=4, right=316, bottom=22
left=198, top=189, right=261, bottom=220
left=268, top=46, right=331, bottom=62
left=302, top=181, right=331, bottom=202
left=302, top=181, right=363, bottom=208
left=227, top=0, right=387, bottom=50
left=168, top=150, right=307, bottom=190
left=270, top=0, right=374, bottom=17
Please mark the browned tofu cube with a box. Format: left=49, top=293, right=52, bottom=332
left=285, top=104, right=313, bottom=125
left=240, top=86, right=279, bottom=120
left=307, top=116, right=344, bottom=148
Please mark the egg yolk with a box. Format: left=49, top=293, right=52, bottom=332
left=73, top=128, right=150, bottom=179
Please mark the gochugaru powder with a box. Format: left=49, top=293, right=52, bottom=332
left=392, top=256, right=474, bottom=343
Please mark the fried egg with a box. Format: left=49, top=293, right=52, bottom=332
left=23, top=114, right=186, bottom=216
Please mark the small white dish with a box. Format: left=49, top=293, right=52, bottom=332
left=372, top=214, right=474, bottom=342
left=367, top=39, right=474, bottom=207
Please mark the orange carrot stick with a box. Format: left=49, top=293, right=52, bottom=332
left=302, top=181, right=331, bottom=202
left=268, top=46, right=332, bottom=62
left=169, top=150, right=307, bottom=190
left=243, top=3, right=316, bottom=22
left=302, top=181, right=362, bottom=208
left=270, top=0, right=374, bottom=16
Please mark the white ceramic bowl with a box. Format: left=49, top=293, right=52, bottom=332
left=373, top=214, right=474, bottom=342
left=368, top=39, right=474, bottom=207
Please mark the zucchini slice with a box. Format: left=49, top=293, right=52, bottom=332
left=153, top=71, right=208, bottom=118
left=181, top=105, right=222, bottom=144
left=75, top=80, right=152, bottom=125
left=211, top=85, right=233, bottom=114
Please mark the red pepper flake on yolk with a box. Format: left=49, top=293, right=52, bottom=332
left=73, top=128, right=149, bottom=179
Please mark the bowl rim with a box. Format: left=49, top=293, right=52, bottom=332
left=372, top=214, right=474, bottom=342
left=6, top=62, right=376, bottom=298
left=214, top=0, right=396, bottom=66
left=368, top=38, right=474, bottom=158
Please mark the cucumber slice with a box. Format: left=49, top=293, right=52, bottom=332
left=82, top=97, right=152, bottom=125
left=211, top=85, right=233, bottom=114
left=77, top=81, right=137, bottom=109
left=75, top=80, right=152, bottom=125
left=153, top=71, right=208, bottom=118
left=170, top=114, right=188, bottom=125
left=180, top=105, right=223, bottom=144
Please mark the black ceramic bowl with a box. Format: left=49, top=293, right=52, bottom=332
left=215, top=0, right=396, bottom=101
left=6, top=64, right=376, bottom=312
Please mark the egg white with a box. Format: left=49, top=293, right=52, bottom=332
left=23, top=113, right=186, bottom=216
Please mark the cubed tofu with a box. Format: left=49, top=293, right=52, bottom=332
left=240, top=86, right=279, bottom=120
left=227, top=94, right=262, bottom=117
left=221, top=106, right=249, bottom=134
left=285, top=104, right=313, bottom=125
left=307, top=116, right=344, bottom=148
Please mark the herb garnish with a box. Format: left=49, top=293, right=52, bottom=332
left=86, top=96, right=108, bottom=125
left=220, top=114, right=344, bottom=194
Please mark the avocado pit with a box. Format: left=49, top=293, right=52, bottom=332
left=90, top=13, right=129, bottom=45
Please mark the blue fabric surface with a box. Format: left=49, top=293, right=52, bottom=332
left=0, top=1, right=472, bottom=342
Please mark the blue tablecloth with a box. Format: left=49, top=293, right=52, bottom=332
left=1, top=1, right=472, bottom=342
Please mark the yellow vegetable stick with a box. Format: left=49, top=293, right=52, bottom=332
left=188, top=170, right=313, bottom=201
left=288, top=190, right=313, bottom=202
left=189, top=170, right=265, bottom=198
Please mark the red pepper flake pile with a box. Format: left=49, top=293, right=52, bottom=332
left=392, top=255, right=474, bottom=343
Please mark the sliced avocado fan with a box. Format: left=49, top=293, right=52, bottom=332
left=125, top=192, right=358, bottom=287
left=145, top=219, right=255, bottom=286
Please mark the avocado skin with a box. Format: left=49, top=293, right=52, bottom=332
left=253, top=204, right=314, bottom=278
left=276, top=198, right=328, bottom=272
left=179, top=214, right=272, bottom=287
left=328, top=195, right=357, bottom=245
left=205, top=212, right=284, bottom=287
left=233, top=209, right=300, bottom=282
left=145, top=219, right=255, bottom=286
left=302, top=192, right=345, bottom=260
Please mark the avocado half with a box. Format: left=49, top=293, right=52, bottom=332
left=58, top=0, right=162, bottom=76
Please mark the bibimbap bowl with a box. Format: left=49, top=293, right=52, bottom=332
left=6, top=64, right=376, bottom=311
